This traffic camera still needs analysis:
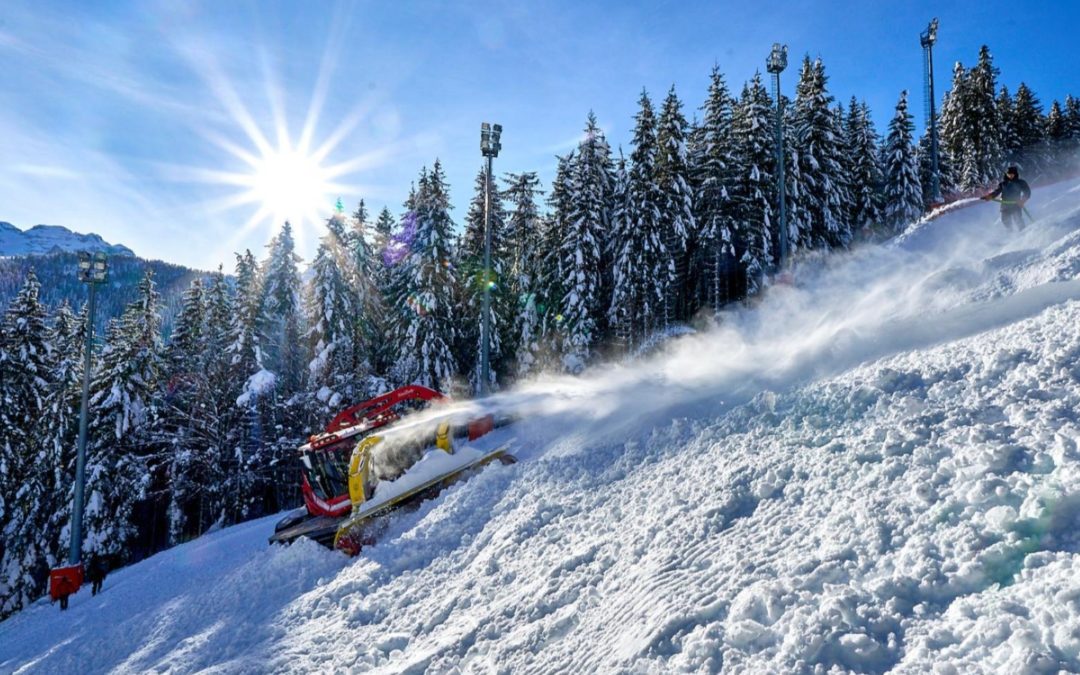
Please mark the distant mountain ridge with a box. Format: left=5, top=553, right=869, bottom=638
left=0, top=251, right=208, bottom=339
left=0, top=221, right=135, bottom=257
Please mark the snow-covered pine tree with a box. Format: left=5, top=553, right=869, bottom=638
left=1046, top=100, right=1067, bottom=143
left=458, top=166, right=510, bottom=393
left=225, top=249, right=265, bottom=521
left=197, top=268, right=238, bottom=529
left=162, top=268, right=240, bottom=543
left=165, top=278, right=205, bottom=391
left=250, top=224, right=308, bottom=511
left=693, top=66, right=738, bottom=315
left=343, top=201, right=383, bottom=393
left=391, top=162, right=460, bottom=391
left=609, top=91, right=669, bottom=352
left=844, top=99, right=883, bottom=235
left=916, top=130, right=956, bottom=207
left=82, top=270, right=163, bottom=562
left=259, top=222, right=305, bottom=396
left=1009, top=83, right=1047, bottom=178
left=833, top=100, right=855, bottom=230
left=1065, top=95, right=1080, bottom=173
left=782, top=89, right=809, bottom=258
left=608, top=147, right=635, bottom=350
left=305, top=215, right=358, bottom=416
left=348, top=200, right=368, bottom=238
left=578, top=114, right=617, bottom=348
left=731, top=73, right=775, bottom=294
left=938, top=62, right=970, bottom=190
left=0, top=271, right=51, bottom=472
left=370, top=207, right=398, bottom=375
left=883, top=90, right=924, bottom=231
left=160, top=276, right=207, bottom=544
left=557, top=114, right=613, bottom=370
left=502, top=171, right=545, bottom=378
left=656, top=87, right=696, bottom=323
left=967, top=46, right=1004, bottom=187
left=373, top=207, right=395, bottom=266
left=997, top=86, right=1018, bottom=166
left=0, top=270, right=54, bottom=616
left=792, top=57, right=850, bottom=249
left=39, top=304, right=83, bottom=570
left=382, top=185, right=420, bottom=385
left=685, top=112, right=706, bottom=311
left=959, top=136, right=981, bottom=193
left=230, top=250, right=261, bottom=384
left=1046, top=100, right=1069, bottom=170
left=202, top=269, right=234, bottom=377
left=1066, top=95, right=1080, bottom=143
left=540, top=152, right=574, bottom=365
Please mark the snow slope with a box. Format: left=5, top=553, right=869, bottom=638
left=4, top=183, right=1080, bottom=673
left=0, top=221, right=134, bottom=257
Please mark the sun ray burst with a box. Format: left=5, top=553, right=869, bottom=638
left=170, top=25, right=401, bottom=266
left=299, top=6, right=351, bottom=155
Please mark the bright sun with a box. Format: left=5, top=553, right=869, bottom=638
left=174, top=30, right=393, bottom=259
left=246, top=144, right=336, bottom=231
left=193, top=128, right=360, bottom=251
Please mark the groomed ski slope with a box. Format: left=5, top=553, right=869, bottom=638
left=4, top=180, right=1080, bottom=673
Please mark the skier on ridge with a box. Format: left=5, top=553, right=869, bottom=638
left=981, top=166, right=1031, bottom=230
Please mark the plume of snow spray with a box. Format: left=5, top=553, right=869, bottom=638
left=396, top=185, right=1080, bottom=459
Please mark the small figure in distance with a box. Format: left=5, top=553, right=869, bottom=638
left=87, top=552, right=107, bottom=596
left=982, top=166, right=1031, bottom=231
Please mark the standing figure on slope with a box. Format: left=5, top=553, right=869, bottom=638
left=87, top=553, right=107, bottom=596
left=982, top=166, right=1032, bottom=231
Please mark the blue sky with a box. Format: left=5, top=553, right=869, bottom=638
left=1, top=0, right=1077, bottom=270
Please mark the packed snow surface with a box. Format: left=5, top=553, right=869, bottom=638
left=0, top=221, right=134, bottom=258
left=4, top=182, right=1080, bottom=673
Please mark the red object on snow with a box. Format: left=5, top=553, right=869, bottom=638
left=299, top=385, right=451, bottom=518
left=467, top=414, right=495, bottom=441
left=322, top=385, right=446, bottom=435
left=272, top=385, right=510, bottom=548
left=49, top=564, right=83, bottom=600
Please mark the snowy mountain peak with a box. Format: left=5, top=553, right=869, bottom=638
left=0, top=221, right=135, bottom=258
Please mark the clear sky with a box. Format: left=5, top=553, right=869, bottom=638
left=1, top=0, right=1077, bottom=271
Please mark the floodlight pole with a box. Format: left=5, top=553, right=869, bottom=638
left=767, top=43, right=789, bottom=270
left=480, top=123, right=501, bottom=396
left=921, top=18, right=942, bottom=203
left=69, top=253, right=107, bottom=567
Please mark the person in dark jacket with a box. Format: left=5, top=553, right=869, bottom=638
left=982, top=166, right=1031, bottom=230
left=86, top=553, right=107, bottom=596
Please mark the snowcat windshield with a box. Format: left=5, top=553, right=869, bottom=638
left=300, top=439, right=353, bottom=501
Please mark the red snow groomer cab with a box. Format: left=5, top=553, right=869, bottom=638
left=270, top=385, right=510, bottom=551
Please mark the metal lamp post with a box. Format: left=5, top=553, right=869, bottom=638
left=921, top=18, right=942, bottom=204
left=50, top=251, right=107, bottom=609
left=766, top=43, right=789, bottom=270
left=70, top=251, right=107, bottom=566
left=479, top=122, right=502, bottom=396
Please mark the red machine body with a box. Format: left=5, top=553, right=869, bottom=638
left=298, top=385, right=447, bottom=518
left=272, top=384, right=508, bottom=549
left=49, top=564, right=83, bottom=601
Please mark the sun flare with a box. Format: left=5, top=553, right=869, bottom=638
left=244, top=143, right=336, bottom=232
left=190, top=125, right=363, bottom=254
left=171, top=27, right=397, bottom=260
